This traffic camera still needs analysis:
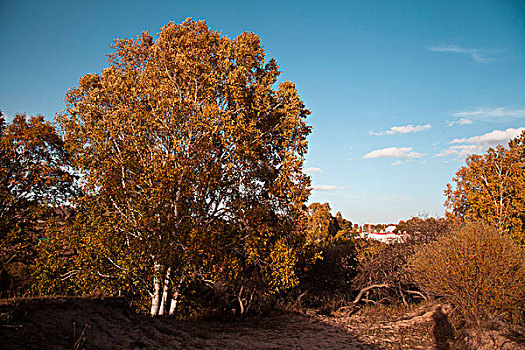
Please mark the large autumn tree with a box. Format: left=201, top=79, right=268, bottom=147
left=445, top=132, right=525, bottom=245
left=58, top=19, right=311, bottom=315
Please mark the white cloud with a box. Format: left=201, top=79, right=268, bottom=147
left=370, top=124, right=431, bottom=136
left=435, top=145, right=481, bottom=158
left=313, top=185, right=337, bottom=191
left=304, top=167, right=322, bottom=174
left=364, top=147, right=424, bottom=160
left=452, top=107, right=525, bottom=121
left=428, top=45, right=492, bottom=63
left=312, top=185, right=347, bottom=192
left=450, top=128, right=525, bottom=146
left=436, top=127, right=525, bottom=157
left=447, top=118, right=473, bottom=127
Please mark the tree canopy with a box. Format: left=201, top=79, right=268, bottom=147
left=0, top=112, right=76, bottom=296
left=57, top=19, right=311, bottom=315
left=445, top=132, right=525, bottom=245
left=305, top=202, right=354, bottom=245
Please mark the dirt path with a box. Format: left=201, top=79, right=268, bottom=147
left=171, top=313, right=378, bottom=350
left=5, top=296, right=518, bottom=349
left=1, top=297, right=381, bottom=349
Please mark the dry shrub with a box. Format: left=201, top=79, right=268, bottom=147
left=409, top=221, right=525, bottom=326
left=353, top=239, right=415, bottom=304
left=351, top=217, right=452, bottom=306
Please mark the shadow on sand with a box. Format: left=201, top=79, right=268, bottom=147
left=432, top=305, right=455, bottom=350
left=0, top=297, right=381, bottom=350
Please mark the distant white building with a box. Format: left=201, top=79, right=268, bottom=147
left=384, top=225, right=396, bottom=232
left=359, top=225, right=406, bottom=243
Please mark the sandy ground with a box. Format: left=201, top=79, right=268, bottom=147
left=0, top=297, right=522, bottom=349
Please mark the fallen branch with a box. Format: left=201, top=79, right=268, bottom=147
left=353, top=283, right=390, bottom=304
left=0, top=324, right=23, bottom=329
left=361, top=298, right=378, bottom=304
left=334, top=284, right=391, bottom=316
left=406, top=290, right=428, bottom=301
left=334, top=304, right=360, bottom=316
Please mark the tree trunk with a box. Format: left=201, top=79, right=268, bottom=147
left=237, top=286, right=245, bottom=317
left=150, top=261, right=162, bottom=316
left=158, top=267, right=171, bottom=316
left=168, top=275, right=185, bottom=316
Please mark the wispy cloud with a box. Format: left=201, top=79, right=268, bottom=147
left=446, top=108, right=525, bottom=126
left=428, top=45, right=492, bottom=63
left=364, top=147, right=424, bottom=163
left=447, top=118, right=473, bottom=127
left=304, top=167, right=322, bottom=174
left=436, top=127, right=525, bottom=157
left=452, top=107, right=525, bottom=120
left=369, top=124, right=432, bottom=136
left=450, top=128, right=525, bottom=145
left=382, top=195, right=408, bottom=201
left=313, top=185, right=337, bottom=191
left=436, top=145, right=482, bottom=158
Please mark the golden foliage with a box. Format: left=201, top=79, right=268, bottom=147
left=0, top=112, right=76, bottom=297
left=445, top=133, right=525, bottom=245
left=55, top=19, right=311, bottom=314
left=409, top=221, right=525, bottom=325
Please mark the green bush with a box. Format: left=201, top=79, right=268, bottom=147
left=409, top=221, right=525, bottom=326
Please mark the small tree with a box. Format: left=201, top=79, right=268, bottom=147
left=445, top=133, right=525, bottom=245
left=304, top=203, right=354, bottom=245
left=409, top=221, right=525, bottom=326
left=0, top=112, right=76, bottom=297
left=298, top=204, right=356, bottom=310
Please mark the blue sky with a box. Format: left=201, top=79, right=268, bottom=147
left=1, top=0, right=524, bottom=223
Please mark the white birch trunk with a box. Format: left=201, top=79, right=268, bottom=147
left=237, top=286, right=245, bottom=317
left=158, top=267, right=171, bottom=316
left=150, top=261, right=162, bottom=316
left=168, top=274, right=185, bottom=316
